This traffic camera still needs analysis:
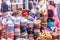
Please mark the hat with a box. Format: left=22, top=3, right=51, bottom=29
left=22, top=9, right=30, bottom=14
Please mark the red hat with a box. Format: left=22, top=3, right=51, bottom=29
left=22, top=9, right=30, bottom=14
left=22, top=9, right=30, bottom=16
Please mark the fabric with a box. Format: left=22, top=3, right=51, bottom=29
left=6, top=19, right=14, bottom=26
left=35, top=13, right=41, bottom=17
left=7, top=26, right=14, bottom=31
left=10, top=15, right=21, bottom=25
left=28, top=16, right=34, bottom=22
left=0, top=17, right=7, bottom=25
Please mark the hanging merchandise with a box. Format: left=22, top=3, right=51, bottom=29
left=43, top=27, right=51, bottom=31
left=20, top=38, right=29, bottom=40
left=29, top=14, right=35, bottom=18
left=52, top=32, right=59, bottom=39
left=0, top=0, right=60, bottom=39
left=21, top=32, right=28, bottom=38
left=20, top=22, right=27, bottom=27
left=1, top=38, right=6, bottom=40
left=29, top=12, right=34, bottom=15
left=47, top=22, right=54, bottom=27
left=6, top=19, right=14, bottom=40
left=20, top=27, right=28, bottom=38
left=28, top=22, right=33, bottom=28
left=1, top=29, right=7, bottom=40
left=7, top=30, right=14, bottom=40
left=34, top=23, right=41, bottom=29
left=47, top=18, right=54, bottom=27
left=21, top=28, right=27, bottom=33
left=22, top=13, right=28, bottom=19
left=22, top=9, right=30, bottom=18
left=0, top=21, right=3, bottom=30
left=28, top=34, right=34, bottom=40
left=27, top=27, right=33, bottom=34
left=38, top=8, right=45, bottom=15
left=34, top=29, right=40, bottom=39
left=39, top=30, right=52, bottom=40
left=34, top=29, right=40, bottom=34
left=14, top=28, right=20, bottom=40
left=6, top=20, right=14, bottom=31
left=28, top=16, right=35, bottom=22
left=35, top=13, right=41, bottom=18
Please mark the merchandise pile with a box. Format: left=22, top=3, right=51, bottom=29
left=0, top=7, right=60, bottom=40
left=0, top=0, right=60, bottom=40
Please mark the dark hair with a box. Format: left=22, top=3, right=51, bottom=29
left=48, top=9, right=53, bottom=17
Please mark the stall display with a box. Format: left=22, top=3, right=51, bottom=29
left=0, top=9, right=60, bottom=40
left=0, top=0, right=60, bottom=40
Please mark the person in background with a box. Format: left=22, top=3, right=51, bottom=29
left=1, top=2, right=8, bottom=13
left=5, top=0, right=11, bottom=11
left=54, top=0, right=60, bottom=20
